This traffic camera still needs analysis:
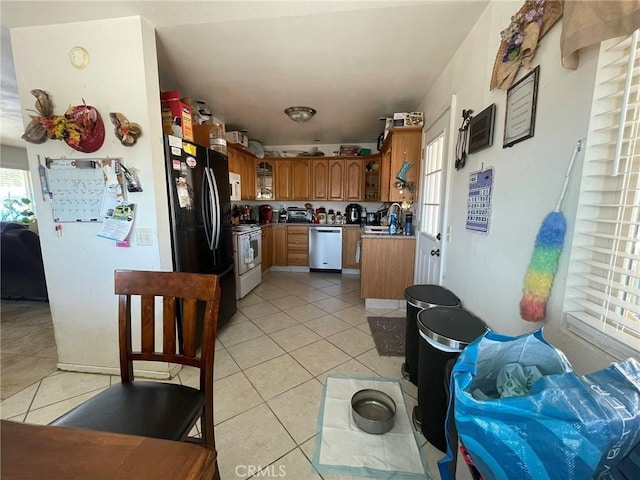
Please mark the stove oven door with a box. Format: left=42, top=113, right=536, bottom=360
left=237, top=231, right=262, bottom=276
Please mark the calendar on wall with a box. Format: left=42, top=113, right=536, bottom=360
left=466, top=167, right=494, bottom=233
left=45, top=157, right=122, bottom=222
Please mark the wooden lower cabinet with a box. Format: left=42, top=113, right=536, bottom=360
left=273, top=226, right=288, bottom=266
left=287, top=225, right=308, bottom=266
left=261, top=225, right=273, bottom=272
left=342, top=226, right=361, bottom=269
left=360, top=238, right=415, bottom=299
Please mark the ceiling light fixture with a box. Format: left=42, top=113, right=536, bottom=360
left=284, top=106, right=316, bottom=123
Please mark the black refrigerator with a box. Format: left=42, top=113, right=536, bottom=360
left=164, top=135, right=237, bottom=328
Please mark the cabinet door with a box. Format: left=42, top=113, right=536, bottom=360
left=344, top=158, right=364, bottom=201
left=241, top=151, right=256, bottom=200
left=342, top=226, right=361, bottom=269
left=389, top=129, right=421, bottom=203
left=261, top=226, right=273, bottom=272
left=311, top=159, right=328, bottom=200
left=227, top=146, right=241, bottom=175
left=328, top=159, right=344, bottom=201
left=275, top=159, right=292, bottom=200
left=256, top=159, right=275, bottom=200
left=273, top=227, right=287, bottom=266
left=292, top=159, right=310, bottom=200
left=364, top=156, right=381, bottom=201
left=379, top=149, right=391, bottom=202
left=360, top=238, right=415, bottom=299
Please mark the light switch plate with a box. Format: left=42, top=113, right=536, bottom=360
left=135, top=228, right=153, bottom=246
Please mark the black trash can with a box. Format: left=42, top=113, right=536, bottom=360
left=414, top=306, right=487, bottom=452
left=403, top=285, right=461, bottom=385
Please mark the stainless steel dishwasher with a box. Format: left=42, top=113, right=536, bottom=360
left=309, top=226, right=343, bottom=272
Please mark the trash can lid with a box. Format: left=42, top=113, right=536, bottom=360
left=417, top=307, right=487, bottom=350
left=405, top=284, right=461, bottom=309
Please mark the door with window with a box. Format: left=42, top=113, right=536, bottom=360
left=415, top=96, right=456, bottom=285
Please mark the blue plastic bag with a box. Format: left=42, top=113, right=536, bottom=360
left=439, top=329, right=640, bottom=480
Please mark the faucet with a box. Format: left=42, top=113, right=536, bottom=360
left=388, top=203, right=402, bottom=219
left=388, top=203, right=402, bottom=227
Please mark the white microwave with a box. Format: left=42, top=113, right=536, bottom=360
left=229, top=172, right=241, bottom=201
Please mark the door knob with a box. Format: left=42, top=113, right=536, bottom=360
left=430, top=249, right=440, bottom=256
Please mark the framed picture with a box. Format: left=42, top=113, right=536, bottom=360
left=503, top=66, right=540, bottom=148
left=468, top=103, right=496, bottom=154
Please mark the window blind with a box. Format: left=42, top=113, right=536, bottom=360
left=564, top=30, right=640, bottom=359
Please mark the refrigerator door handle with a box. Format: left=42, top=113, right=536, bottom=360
left=209, top=167, right=222, bottom=249
left=201, top=171, right=213, bottom=249
left=203, top=168, right=216, bottom=250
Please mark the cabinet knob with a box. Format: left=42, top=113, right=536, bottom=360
left=430, top=249, right=440, bottom=257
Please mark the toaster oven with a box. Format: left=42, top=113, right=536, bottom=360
left=286, top=207, right=312, bottom=223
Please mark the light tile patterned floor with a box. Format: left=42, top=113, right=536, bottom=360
left=1, top=271, right=473, bottom=480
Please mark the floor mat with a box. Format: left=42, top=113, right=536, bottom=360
left=367, top=316, right=405, bottom=356
left=313, top=374, right=431, bottom=479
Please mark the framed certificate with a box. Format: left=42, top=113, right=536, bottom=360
left=503, top=66, right=539, bottom=148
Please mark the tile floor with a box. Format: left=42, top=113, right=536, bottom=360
left=0, top=271, right=473, bottom=480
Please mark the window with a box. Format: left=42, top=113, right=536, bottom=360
left=0, top=167, right=37, bottom=222
left=563, top=31, right=640, bottom=359
left=420, top=132, right=444, bottom=237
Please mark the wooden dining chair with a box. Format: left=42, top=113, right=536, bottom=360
left=51, top=270, right=221, bottom=479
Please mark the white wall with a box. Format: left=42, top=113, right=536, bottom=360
left=419, top=1, right=615, bottom=373
left=0, top=145, right=28, bottom=170
left=11, top=16, right=173, bottom=376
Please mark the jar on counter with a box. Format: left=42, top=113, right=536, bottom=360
left=335, top=211, right=343, bottom=224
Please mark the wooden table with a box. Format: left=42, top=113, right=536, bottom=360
left=1, top=420, right=217, bottom=480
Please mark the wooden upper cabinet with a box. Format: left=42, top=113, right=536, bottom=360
left=292, top=159, right=310, bottom=200
left=328, top=159, right=344, bottom=201
left=311, top=159, right=328, bottom=200
left=344, top=158, right=364, bottom=201
left=256, top=159, right=275, bottom=200
left=227, top=145, right=241, bottom=175
left=242, top=151, right=256, bottom=200
left=275, top=159, right=292, bottom=200
left=379, top=150, right=391, bottom=202
left=381, top=127, right=422, bottom=203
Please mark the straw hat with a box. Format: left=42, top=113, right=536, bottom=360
left=63, top=103, right=105, bottom=153
left=490, top=0, right=564, bottom=90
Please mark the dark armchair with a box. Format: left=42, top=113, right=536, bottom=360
left=1, top=222, right=48, bottom=301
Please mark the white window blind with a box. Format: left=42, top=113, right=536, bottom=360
left=564, top=31, right=640, bottom=360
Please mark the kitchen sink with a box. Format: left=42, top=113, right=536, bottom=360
left=363, top=225, right=390, bottom=235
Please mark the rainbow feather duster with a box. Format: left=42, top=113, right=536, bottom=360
left=520, top=141, right=582, bottom=322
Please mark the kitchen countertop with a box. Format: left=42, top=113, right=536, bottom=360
left=260, top=223, right=361, bottom=227
left=360, top=232, right=415, bottom=239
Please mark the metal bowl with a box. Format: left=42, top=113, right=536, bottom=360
left=351, top=389, right=396, bottom=434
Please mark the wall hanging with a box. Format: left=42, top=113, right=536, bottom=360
left=109, top=112, right=142, bottom=146
left=503, top=66, right=539, bottom=148
left=520, top=139, right=582, bottom=322
left=466, top=166, right=494, bottom=234
left=43, top=157, right=123, bottom=222
left=468, top=104, right=496, bottom=154
left=21, top=89, right=105, bottom=153
left=455, top=109, right=473, bottom=170
left=490, top=0, right=563, bottom=90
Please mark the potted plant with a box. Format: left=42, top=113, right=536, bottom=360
left=1, top=197, right=36, bottom=226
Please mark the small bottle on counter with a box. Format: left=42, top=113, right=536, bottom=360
left=389, top=213, right=397, bottom=235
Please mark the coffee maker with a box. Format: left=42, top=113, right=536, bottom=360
left=258, top=205, right=273, bottom=224
left=345, top=204, right=362, bottom=224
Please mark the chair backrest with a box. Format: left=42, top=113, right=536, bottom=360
left=114, top=270, right=221, bottom=389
